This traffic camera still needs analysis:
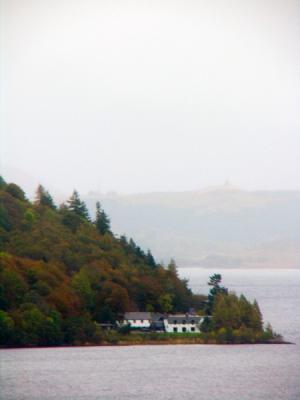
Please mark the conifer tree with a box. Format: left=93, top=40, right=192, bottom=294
left=129, top=238, right=136, bottom=250
left=95, top=201, right=110, bottom=234
left=35, top=184, right=56, bottom=209
left=119, top=235, right=128, bottom=246
left=167, top=259, right=178, bottom=275
left=208, top=273, right=226, bottom=288
left=252, top=299, right=263, bottom=331
left=0, top=176, right=6, bottom=189
left=67, top=190, right=90, bottom=221
left=135, top=245, right=145, bottom=259
left=206, top=273, right=228, bottom=315
left=146, top=249, right=156, bottom=268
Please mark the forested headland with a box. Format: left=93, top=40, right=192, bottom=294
left=0, top=177, right=282, bottom=346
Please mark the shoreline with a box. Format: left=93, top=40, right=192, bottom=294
left=1, top=339, right=293, bottom=350
left=179, top=266, right=300, bottom=270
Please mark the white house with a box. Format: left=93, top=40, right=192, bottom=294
left=121, top=312, right=206, bottom=333
left=123, top=312, right=152, bottom=329
left=164, top=314, right=204, bottom=333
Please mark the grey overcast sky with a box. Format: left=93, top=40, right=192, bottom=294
left=1, top=0, right=300, bottom=196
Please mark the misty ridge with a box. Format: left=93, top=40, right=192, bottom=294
left=1, top=0, right=299, bottom=271
left=82, top=183, right=300, bottom=269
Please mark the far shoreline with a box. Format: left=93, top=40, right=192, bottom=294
left=1, top=339, right=294, bottom=350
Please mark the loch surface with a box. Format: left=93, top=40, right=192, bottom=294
left=1, top=269, right=300, bottom=400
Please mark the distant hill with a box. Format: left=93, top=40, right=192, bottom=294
left=84, top=185, right=300, bottom=269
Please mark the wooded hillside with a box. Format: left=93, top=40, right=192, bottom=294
left=0, top=177, right=203, bottom=346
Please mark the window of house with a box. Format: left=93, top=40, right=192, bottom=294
left=191, top=327, right=195, bottom=332
left=173, top=327, right=178, bottom=332
left=182, top=327, right=186, bottom=332
left=141, top=320, right=144, bottom=323
left=191, top=320, right=195, bottom=324
left=182, top=320, right=186, bottom=325
left=173, top=320, right=177, bottom=324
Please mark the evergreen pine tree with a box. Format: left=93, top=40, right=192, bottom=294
left=129, top=238, right=136, bottom=250
left=0, top=176, right=6, bottom=189
left=167, top=259, right=178, bottom=275
left=119, top=235, right=128, bottom=246
left=67, top=190, right=90, bottom=221
left=206, top=273, right=228, bottom=315
left=252, top=299, right=263, bottom=332
left=95, top=201, right=110, bottom=234
left=135, top=245, right=145, bottom=259
left=35, top=184, right=56, bottom=209
left=146, top=249, right=156, bottom=268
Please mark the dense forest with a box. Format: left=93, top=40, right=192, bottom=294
left=0, top=177, right=204, bottom=346
left=0, top=177, right=280, bottom=346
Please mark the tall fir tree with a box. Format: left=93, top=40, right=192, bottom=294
left=206, top=273, right=228, bottom=315
left=35, top=184, right=56, bottom=209
left=67, top=190, right=90, bottom=221
left=129, top=238, right=136, bottom=250
left=146, top=249, right=156, bottom=268
left=95, top=201, right=110, bottom=234
left=119, top=234, right=128, bottom=246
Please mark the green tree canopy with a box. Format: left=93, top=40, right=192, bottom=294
left=158, top=293, right=173, bottom=313
left=6, top=183, right=25, bottom=200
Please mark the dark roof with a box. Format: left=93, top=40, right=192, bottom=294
left=151, top=313, right=165, bottom=322
left=124, top=312, right=152, bottom=320
left=166, top=315, right=203, bottom=324
left=123, top=312, right=204, bottom=323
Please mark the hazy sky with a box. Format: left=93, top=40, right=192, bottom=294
left=1, top=0, right=300, bottom=196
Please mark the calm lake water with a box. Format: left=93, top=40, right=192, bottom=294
left=1, top=269, right=300, bottom=400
